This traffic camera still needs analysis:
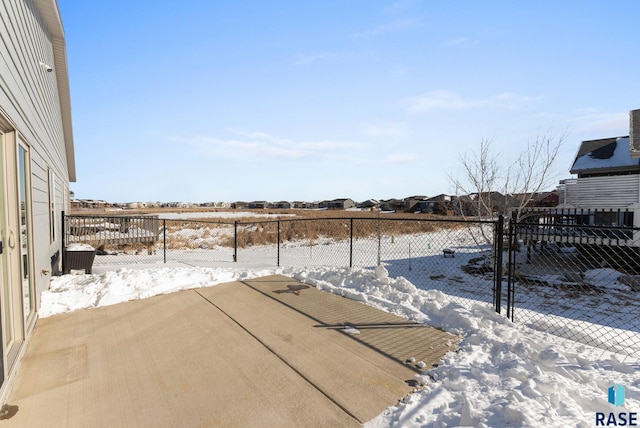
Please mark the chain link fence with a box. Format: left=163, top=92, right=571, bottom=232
left=510, top=209, right=640, bottom=360
left=64, top=214, right=500, bottom=305
left=64, top=215, right=237, bottom=266
left=273, top=217, right=500, bottom=308
left=63, top=212, right=639, bottom=360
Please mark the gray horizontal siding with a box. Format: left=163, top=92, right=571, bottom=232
left=1, top=0, right=71, bottom=305
left=0, top=0, right=69, bottom=183
left=565, top=175, right=639, bottom=208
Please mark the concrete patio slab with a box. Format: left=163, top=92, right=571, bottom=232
left=1, top=275, right=457, bottom=427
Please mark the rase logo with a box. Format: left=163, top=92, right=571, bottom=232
left=596, top=384, right=637, bottom=426
left=609, top=384, right=626, bottom=407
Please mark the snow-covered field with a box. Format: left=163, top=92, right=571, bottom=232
left=48, top=224, right=639, bottom=426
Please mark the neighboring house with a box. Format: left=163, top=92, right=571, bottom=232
left=73, top=199, right=112, bottom=209
left=0, top=0, right=75, bottom=402
left=231, top=201, right=248, bottom=209
left=199, top=201, right=230, bottom=208
left=453, top=192, right=510, bottom=217
left=404, top=195, right=428, bottom=213
left=528, top=109, right=640, bottom=249
left=510, top=191, right=559, bottom=209
left=271, top=201, right=291, bottom=209
left=127, top=202, right=147, bottom=209
left=561, top=134, right=639, bottom=217
left=359, top=199, right=380, bottom=210
left=292, top=201, right=320, bottom=209
left=248, top=201, right=269, bottom=209
left=557, top=110, right=640, bottom=231
left=379, top=198, right=405, bottom=212
left=326, top=198, right=355, bottom=210
left=415, top=194, right=452, bottom=215
left=527, top=191, right=559, bottom=208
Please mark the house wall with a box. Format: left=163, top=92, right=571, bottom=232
left=564, top=175, right=639, bottom=208
left=0, top=0, right=71, bottom=306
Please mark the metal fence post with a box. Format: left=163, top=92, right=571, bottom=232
left=233, top=221, right=238, bottom=262
left=163, top=219, right=167, bottom=264
left=506, top=211, right=518, bottom=321
left=349, top=218, right=353, bottom=268
left=377, top=214, right=381, bottom=266
left=277, top=220, right=281, bottom=267
left=493, top=215, right=504, bottom=314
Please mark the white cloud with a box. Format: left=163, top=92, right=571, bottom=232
left=384, top=153, right=417, bottom=164
left=363, top=122, right=410, bottom=138
left=574, top=111, right=629, bottom=135
left=531, top=109, right=629, bottom=137
left=172, top=131, right=359, bottom=161
left=403, top=90, right=542, bottom=112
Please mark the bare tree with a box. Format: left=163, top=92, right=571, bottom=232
left=451, top=133, right=566, bottom=222
left=450, top=133, right=566, bottom=250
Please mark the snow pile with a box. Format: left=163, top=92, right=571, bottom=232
left=42, top=265, right=639, bottom=426
left=287, top=267, right=639, bottom=427
left=40, top=266, right=276, bottom=317
left=65, top=243, right=95, bottom=251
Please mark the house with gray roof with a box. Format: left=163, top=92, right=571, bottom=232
left=325, top=198, right=355, bottom=210
left=561, top=114, right=640, bottom=215
left=549, top=109, right=640, bottom=242
left=415, top=194, right=453, bottom=215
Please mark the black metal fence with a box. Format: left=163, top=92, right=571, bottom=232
left=507, top=209, right=640, bottom=360
left=64, top=214, right=161, bottom=250
left=63, top=212, right=639, bottom=360
left=234, top=217, right=502, bottom=308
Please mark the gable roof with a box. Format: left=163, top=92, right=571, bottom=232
left=425, top=194, right=451, bottom=202
left=570, top=136, right=639, bottom=174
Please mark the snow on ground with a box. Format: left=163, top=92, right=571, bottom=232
left=40, top=266, right=274, bottom=317
left=42, top=259, right=639, bottom=427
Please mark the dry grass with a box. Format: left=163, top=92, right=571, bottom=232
left=218, top=218, right=465, bottom=249
left=72, top=206, right=459, bottom=221
left=72, top=208, right=471, bottom=250
left=95, top=242, right=155, bottom=255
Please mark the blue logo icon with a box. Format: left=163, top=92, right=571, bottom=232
left=608, top=384, right=625, bottom=407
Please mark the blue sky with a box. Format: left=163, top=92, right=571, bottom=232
left=59, top=0, right=640, bottom=203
